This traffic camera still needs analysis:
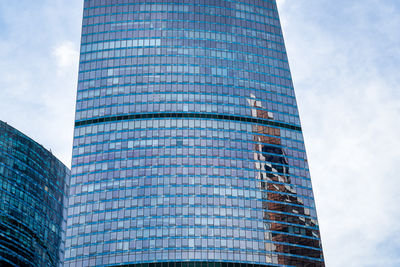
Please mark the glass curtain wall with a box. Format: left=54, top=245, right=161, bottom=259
left=65, top=1, right=324, bottom=266
left=0, top=121, right=70, bottom=267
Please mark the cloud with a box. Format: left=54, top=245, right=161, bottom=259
left=276, top=0, right=286, bottom=8
left=279, top=0, right=400, bottom=266
left=53, top=41, right=79, bottom=71
left=0, top=1, right=82, bottom=167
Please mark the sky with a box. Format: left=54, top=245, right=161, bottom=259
left=0, top=0, right=399, bottom=266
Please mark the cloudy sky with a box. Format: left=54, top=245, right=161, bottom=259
left=0, top=0, right=399, bottom=266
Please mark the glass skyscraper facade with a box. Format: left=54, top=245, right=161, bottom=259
left=66, top=0, right=324, bottom=266
left=0, top=121, right=70, bottom=266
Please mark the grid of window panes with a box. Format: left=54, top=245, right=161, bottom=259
left=65, top=0, right=324, bottom=266
left=0, top=121, right=70, bottom=267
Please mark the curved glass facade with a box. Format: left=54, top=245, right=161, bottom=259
left=0, top=121, right=70, bottom=266
left=66, top=0, right=324, bottom=266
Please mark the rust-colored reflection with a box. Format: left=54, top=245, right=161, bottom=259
left=247, top=96, right=324, bottom=266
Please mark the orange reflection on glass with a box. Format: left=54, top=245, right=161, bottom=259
left=248, top=95, right=324, bottom=266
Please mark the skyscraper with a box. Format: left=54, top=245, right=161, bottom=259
left=0, top=121, right=70, bottom=267
left=66, top=1, right=324, bottom=266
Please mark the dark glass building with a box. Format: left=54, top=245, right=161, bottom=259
left=0, top=121, right=70, bottom=266
left=66, top=0, right=324, bottom=266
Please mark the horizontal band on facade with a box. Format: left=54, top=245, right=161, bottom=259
left=112, top=261, right=323, bottom=267
left=75, top=113, right=302, bottom=132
